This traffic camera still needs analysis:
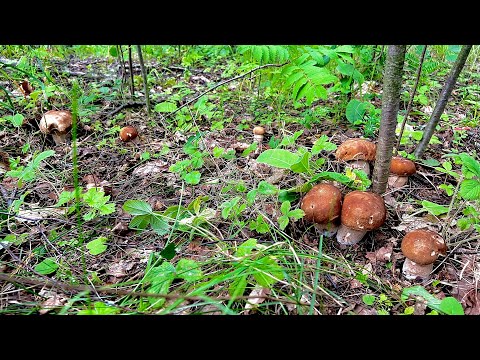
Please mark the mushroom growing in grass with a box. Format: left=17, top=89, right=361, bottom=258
left=401, top=229, right=447, bottom=280
left=39, top=110, right=73, bottom=145
left=252, top=126, right=265, bottom=143
left=300, top=183, right=343, bottom=237
left=336, top=190, right=386, bottom=245
left=119, top=126, right=138, bottom=142
left=335, top=138, right=376, bottom=177
left=388, top=156, right=416, bottom=188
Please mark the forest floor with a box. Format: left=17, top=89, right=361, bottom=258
left=1, top=50, right=480, bottom=315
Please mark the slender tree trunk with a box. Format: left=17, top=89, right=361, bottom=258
left=136, top=45, right=151, bottom=116
left=128, top=45, right=134, bottom=97
left=372, top=45, right=407, bottom=195
left=414, top=45, right=473, bottom=159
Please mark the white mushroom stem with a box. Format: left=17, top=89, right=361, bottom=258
left=336, top=224, right=367, bottom=245
left=51, top=132, right=68, bottom=145
left=402, top=258, right=433, bottom=280
left=388, top=175, right=409, bottom=188
left=314, top=222, right=339, bottom=238
left=348, top=160, right=370, bottom=177
left=253, top=134, right=264, bottom=143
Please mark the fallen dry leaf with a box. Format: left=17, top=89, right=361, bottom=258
left=350, top=279, right=364, bottom=289
left=38, top=290, right=68, bottom=315
left=132, top=160, right=168, bottom=176
left=105, top=259, right=135, bottom=278
left=266, top=167, right=287, bottom=184
left=17, top=207, right=67, bottom=223
left=353, top=304, right=378, bottom=315
left=245, top=286, right=271, bottom=312
left=448, top=254, right=480, bottom=315
left=391, top=215, right=439, bottom=233
left=365, top=243, right=393, bottom=264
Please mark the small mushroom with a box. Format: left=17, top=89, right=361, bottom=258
left=401, top=229, right=446, bottom=280
left=336, top=190, right=386, bottom=245
left=119, top=126, right=138, bottom=142
left=335, top=138, right=376, bottom=177
left=388, top=156, right=416, bottom=188
left=39, top=110, right=73, bottom=145
left=300, top=183, right=343, bottom=237
left=253, top=126, right=265, bottom=143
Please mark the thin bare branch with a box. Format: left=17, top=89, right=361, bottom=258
left=395, top=45, right=427, bottom=155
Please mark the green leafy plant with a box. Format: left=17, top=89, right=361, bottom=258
left=142, top=255, right=203, bottom=309
left=277, top=201, right=304, bottom=230
left=401, top=285, right=464, bottom=315
left=345, top=99, right=381, bottom=137
left=169, top=132, right=206, bottom=185
left=123, top=196, right=215, bottom=239
left=361, top=293, right=394, bottom=315
left=1, top=113, right=24, bottom=127
left=5, top=150, right=55, bottom=188
left=77, top=301, right=120, bottom=315
left=256, top=134, right=338, bottom=176
left=55, top=187, right=116, bottom=221
left=249, top=214, right=271, bottom=234
left=34, top=257, right=59, bottom=275
left=122, top=199, right=170, bottom=235
left=220, top=196, right=246, bottom=220
left=86, top=236, right=108, bottom=255
left=421, top=153, right=480, bottom=231
left=227, top=238, right=284, bottom=300
left=256, top=135, right=371, bottom=193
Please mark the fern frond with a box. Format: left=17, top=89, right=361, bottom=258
left=281, top=62, right=338, bottom=105
left=237, top=45, right=290, bottom=64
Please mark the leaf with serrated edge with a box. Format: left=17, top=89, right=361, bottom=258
left=123, top=200, right=152, bottom=215
left=257, top=149, right=299, bottom=169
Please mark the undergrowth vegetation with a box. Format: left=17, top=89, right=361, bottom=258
left=1, top=45, right=479, bottom=315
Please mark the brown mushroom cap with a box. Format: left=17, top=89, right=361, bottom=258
left=301, top=183, right=342, bottom=224
left=119, top=126, right=138, bottom=142
left=340, top=190, right=386, bottom=231
left=401, top=229, right=446, bottom=265
left=390, top=156, right=416, bottom=176
left=335, top=138, right=376, bottom=162
left=39, top=110, right=73, bottom=144
left=253, top=126, right=265, bottom=135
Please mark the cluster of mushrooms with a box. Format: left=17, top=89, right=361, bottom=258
left=298, top=137, right=446, bottom=281
left=39, top=109, right=138, bottom=145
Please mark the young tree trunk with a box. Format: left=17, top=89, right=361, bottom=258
left=371, top=45, right=407, bottom=195
left=136, top=45, right=151, bottom=116
left=414, top=45, right=473, bottom=159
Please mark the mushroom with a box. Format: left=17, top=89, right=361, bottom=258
left=119, top=126, right=138, bottom=142
left=388, top=156, right=416, bottom=188
left=300, top=183, right=343, bottom=237
left=39, top=110, right=73, bottom=145
left=401, top=229, right=446, bottom=280
left=335, top=138, right=376, bottom=177
left=336, top=190, right=386, bottom=245
left=253, top=126, right=265, bottom=143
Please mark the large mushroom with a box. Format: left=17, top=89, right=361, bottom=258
left=401, top=229, right=446, bottom=280
left=336, top=190, right=386, bottom=245
left=39, top=110, right=73, bottom=145
left=300, top=183, right=343, bottom=237
left=335, top=138, right=376, bottom=177
left=388, top=156, right=416, bottom=188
